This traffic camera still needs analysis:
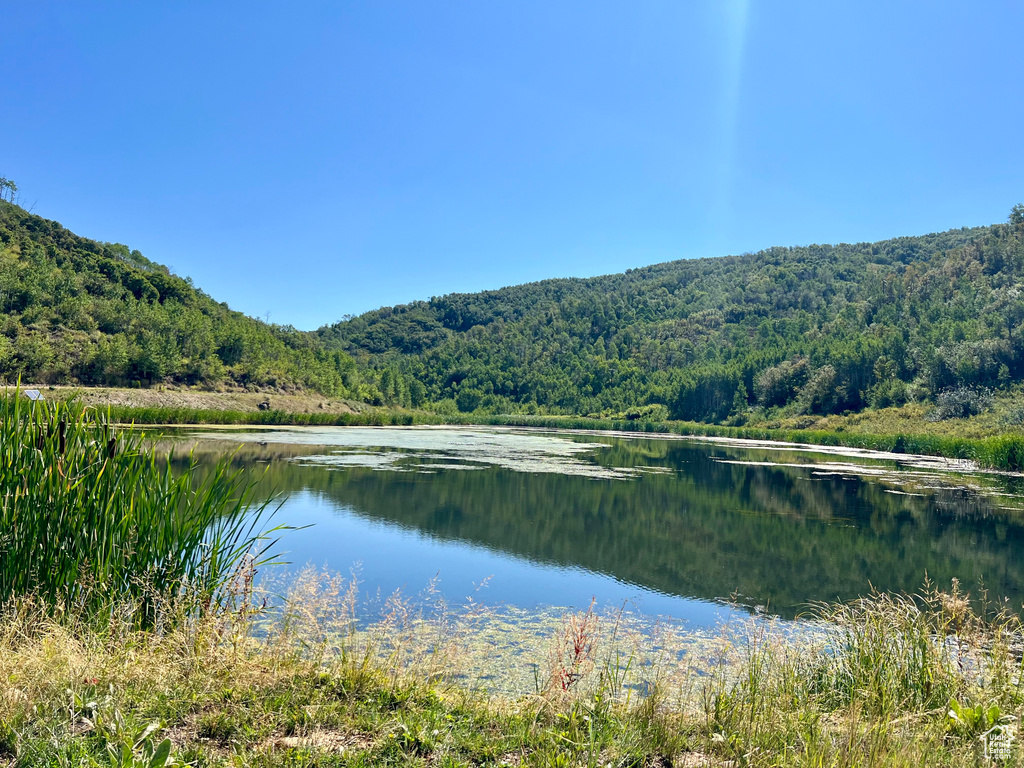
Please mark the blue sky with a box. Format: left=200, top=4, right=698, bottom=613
left=3, top=2, right=1022, bottom=330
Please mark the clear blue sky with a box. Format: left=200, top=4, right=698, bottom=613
left=3, top=2, right=1022, bottom=330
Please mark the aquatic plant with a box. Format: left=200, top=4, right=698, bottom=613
left=47, top=398, right=1024, bottom=472
left=0, top=389, right=279, bottom=620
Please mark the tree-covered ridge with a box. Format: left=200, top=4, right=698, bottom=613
left=0, top=201, right=362, bottom=395
left=319, top=207, right=1024, bottom=420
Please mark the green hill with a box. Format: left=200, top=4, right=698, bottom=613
left=0, top=200, right=364, bottom=397
left=318, top=205, right=1024, bottom=422
left=6, top=195, right=1024, bottom=425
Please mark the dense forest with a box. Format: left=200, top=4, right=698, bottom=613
left=318, top=205, right=1024, bottom=422
left=0, top=200, right=365, bottom=397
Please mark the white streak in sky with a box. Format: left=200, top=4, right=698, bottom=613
left=714, top=0, right=750, bottom=225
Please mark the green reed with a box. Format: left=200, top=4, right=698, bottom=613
left=0, top=390, right=279, bottom=620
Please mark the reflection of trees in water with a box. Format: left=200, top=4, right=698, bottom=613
left=173, top=437, right=1024, bottom=619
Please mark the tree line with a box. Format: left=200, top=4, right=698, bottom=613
left=319, top=206, right=1024, bottom=422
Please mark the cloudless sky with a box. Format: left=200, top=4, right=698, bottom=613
left=2, top=2, right=1022, bottom=329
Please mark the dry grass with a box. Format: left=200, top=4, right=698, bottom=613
left=2, top=571, right=1024, bottom=766
left=2, top=384, right=367, bottom=417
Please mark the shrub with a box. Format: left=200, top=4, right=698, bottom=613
left=867, top=377, right=908, bottom=409
left=998, top=406, right=1024, bottom=427
left=456, top=387, right=483, bottom=413
left=927, top=386, right=993, bottom=421
left=754, top=357, right=809, bottom=407
left=798, top=365, right=842, bottom=414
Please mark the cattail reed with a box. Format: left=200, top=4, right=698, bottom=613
left=0, top=387, right=280, bottom=624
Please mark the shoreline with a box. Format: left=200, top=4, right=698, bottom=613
left=7, top=386, right=1024, bottom=470
left=125, top=409, right=1024, bottom=471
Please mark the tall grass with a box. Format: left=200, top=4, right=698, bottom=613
left=2, top=573, right=1022, bottom=766
left=0, top=390, right=279, bottom=620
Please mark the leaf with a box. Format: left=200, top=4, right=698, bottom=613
left=133, top=721, right=160, bottom=750
left=947, top=698, right=965, bottom=726
left=149, top=738, right=172, bottom=768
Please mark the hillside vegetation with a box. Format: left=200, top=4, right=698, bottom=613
left=7, top=193, right=1024, bottom=432
left=0, top=201, right=364, bottom=397
left=319, top=206, right=1024, bottom=424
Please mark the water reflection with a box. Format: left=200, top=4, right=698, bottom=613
left=169, top=428, right=1024, bottom=621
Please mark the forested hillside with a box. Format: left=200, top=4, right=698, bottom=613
left=7, top=194, right=1024, bottom=424
left=319, top=206, right=1024, bottom=422
left=0, top=201, right=362, bottom=396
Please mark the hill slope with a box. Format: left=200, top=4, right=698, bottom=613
left=0, top=201, right=363, bottom=396
left=318, top=206, right=1024, bottom=421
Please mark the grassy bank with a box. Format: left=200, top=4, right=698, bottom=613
left=1, top=385, right=370, bottom=419
left=2, top=573, right=1023, bottom=767
left=101, top=403, right=427, bottom=427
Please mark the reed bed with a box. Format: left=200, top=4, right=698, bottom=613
left=0, top=390, right=278, bottom=621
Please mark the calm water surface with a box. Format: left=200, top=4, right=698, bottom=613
left=175, top=426, right=1024, bottom=627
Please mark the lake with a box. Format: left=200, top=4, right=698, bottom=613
left=174, top=426, right=1024, bottom=627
